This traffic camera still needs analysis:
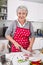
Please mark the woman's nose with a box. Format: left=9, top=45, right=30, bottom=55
left=20, top=14, right=23, bottom=16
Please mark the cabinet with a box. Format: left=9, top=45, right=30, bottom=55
left=3, top=26, right=8, bottom=37
left=0, top=5, right=7, bottom=20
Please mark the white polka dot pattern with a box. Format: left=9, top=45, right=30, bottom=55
left=11, top=27, right=31, bottom=52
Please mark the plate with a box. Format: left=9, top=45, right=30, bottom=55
left=29, top=57, right=40, bottom=61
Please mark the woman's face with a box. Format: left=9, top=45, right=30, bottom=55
left=17, top=9, right=27, bottom=22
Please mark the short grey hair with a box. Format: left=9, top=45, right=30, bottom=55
left=16, top=6, right=28, bottom=16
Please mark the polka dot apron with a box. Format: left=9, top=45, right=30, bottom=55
left=11, top=27, right=31, bottom=52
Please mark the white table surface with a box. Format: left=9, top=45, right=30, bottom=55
left=6, top=52, right=30, bottom=65
left=5, top=51, right=43, bottom=65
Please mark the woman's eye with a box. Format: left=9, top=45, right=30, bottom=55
left=19, top=13, right=21, bottom=15
left=23, top=13, right=25, bottom=15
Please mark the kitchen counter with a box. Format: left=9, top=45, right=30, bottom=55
left=5, top=50, right=43, bottom=65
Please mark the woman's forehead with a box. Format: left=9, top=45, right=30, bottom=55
left=18, top=9, right=27, bottom=12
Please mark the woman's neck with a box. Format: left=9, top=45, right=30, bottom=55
left=18, top=19, right=26, bottom=25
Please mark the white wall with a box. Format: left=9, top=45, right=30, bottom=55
left=7, top=0, right=43, bottom=21
left=32, top=22, right=43, bottom=31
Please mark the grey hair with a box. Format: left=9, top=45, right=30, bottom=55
left=16, top=6, right=28, bottom=16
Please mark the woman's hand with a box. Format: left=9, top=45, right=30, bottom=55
left=14, top=42, right=22, bottom=50
left=5, top=35, right=23, bottom=50
left=27, top=37, right=35, bottom=52
left=27, top=46, right=32, bottom=52
left=14, top=42, right=20, bottom=49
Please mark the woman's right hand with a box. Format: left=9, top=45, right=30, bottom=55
left=5, top=35, right=22, bottom=50
left=14, top=42, right=22, bottom=50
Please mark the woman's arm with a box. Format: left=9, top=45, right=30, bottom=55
left=5, top=35, right=22, bottom=49
left=27, top=22, right=35, bottom=51
left=5, top=21, right=22, bottom=49
left=27, top=37, right=35, bottom=51
left=29, top=37, right=35, bottom=48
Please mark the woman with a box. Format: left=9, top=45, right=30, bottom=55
left=5, top=6, right=35, bottom=52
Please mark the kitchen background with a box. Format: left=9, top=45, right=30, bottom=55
left=0, top=0, right=43, bottom=51
left=0, top=20, right=43, bottom=38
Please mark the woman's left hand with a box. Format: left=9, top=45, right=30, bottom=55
left=27, top=47, right=32, bottom=52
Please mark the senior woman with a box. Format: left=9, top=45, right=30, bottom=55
left=5, top=6, right=35, bottom=52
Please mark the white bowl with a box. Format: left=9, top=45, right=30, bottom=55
left=29, top=57, right=40, bottom=61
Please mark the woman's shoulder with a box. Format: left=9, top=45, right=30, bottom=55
left=27, top=21, right=32, bottom=24
left=12, top=20, right=17, bottom=24
left=11, top=20, right=17, bottom=25
left=8, top=20, right=17, bottom=28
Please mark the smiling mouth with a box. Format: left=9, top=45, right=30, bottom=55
left=20, top=17, right=24, bottom=19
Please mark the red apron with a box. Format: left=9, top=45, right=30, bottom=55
left=11, top=27, right=31, bottom=52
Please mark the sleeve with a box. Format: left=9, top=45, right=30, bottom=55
left=5, top=21, right=16, bottom=37
left=29, top=22, right=35, bottom=38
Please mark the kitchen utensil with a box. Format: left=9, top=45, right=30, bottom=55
left=1, top=55, right=6, bottom=64
left=21, top=48, right=31, bottom=54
